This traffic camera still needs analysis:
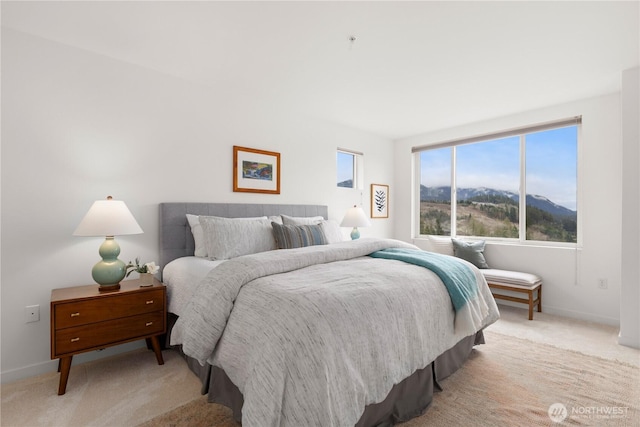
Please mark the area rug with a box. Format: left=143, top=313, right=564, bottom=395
left=138, top=331, right=639, bottom=427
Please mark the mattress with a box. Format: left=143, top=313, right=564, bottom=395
left=162, top=256, right=225, bottom=316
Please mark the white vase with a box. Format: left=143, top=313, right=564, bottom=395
left=139, top=272, right=154, bottom=286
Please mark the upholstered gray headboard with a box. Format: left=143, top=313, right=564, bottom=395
left=159, top=203, right=328, bottom=272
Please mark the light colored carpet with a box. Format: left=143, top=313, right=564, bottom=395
left=0, top=349, right=202, bottom=427
left=136, top=330, right=639, bottom=427
left=487, top=306, right=640, bottom=367
left=2, top=305, right=639, bottom=426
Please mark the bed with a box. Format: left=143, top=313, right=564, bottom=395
left=159, top=202, right=500, bottom=427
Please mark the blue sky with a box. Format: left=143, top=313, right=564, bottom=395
left=337, top=151, right=354, bottom=183
left=420, top=126, right=578, bottom=210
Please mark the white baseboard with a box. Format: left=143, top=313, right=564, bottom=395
left=541, top=305, right=619, bottom=326
left=495, top=300, right=619, bottom=326
left=1, top=341, right=145, bottom=385
left=618, top=331, right=640, bottom=349
left=1, top=359, right=59, bottom=385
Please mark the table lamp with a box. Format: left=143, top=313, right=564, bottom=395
left=73, top=196, right=143, bottom=292
left=340, top=205, right=372, bottom=240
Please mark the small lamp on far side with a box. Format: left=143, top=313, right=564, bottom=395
left=340, top=205, right=372, bottom=240
left=73, top=196, right=143, bottom=292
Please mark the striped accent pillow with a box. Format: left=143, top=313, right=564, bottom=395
left=271, top=222, right=327, bottom=249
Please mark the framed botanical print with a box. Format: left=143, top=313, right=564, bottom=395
left=233, top=146, right=281, bottom=194
left=371, top=184, right=389, bottom=218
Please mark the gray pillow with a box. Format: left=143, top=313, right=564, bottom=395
left=200, top=216, right=276, bottom=260
left=451, top=238, right=489, bottom=269
left=272, top=222, right=327, bottom=249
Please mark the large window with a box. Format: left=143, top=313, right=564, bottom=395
left=416, top=118, right=579, bottom=244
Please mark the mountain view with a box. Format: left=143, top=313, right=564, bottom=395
left=420, top=185, right=577, bottom=242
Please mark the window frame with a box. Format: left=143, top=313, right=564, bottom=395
left=413, top=117, right=581, bottom=247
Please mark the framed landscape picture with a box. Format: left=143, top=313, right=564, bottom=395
left=233, top=146, right=281, bottom=194
left=371, top=184, right=389, bottom=218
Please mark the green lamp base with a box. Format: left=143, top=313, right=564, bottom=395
left=350, top=227, right=360, bottom=240
left=92, top=236, right=126, bottom=292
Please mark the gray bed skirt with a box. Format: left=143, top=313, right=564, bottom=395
left=166, top=314, right=484, bottom=426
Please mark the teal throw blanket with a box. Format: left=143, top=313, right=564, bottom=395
left=369, top=248, right=478, bottom=311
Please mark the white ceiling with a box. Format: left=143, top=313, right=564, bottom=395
left=2, top=1, right=638, bottom=139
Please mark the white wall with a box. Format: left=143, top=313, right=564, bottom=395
left=619, top=67, right=640, bottom=348
left=393, top=94, right=625, bottom=326
left=0, top=29, right=395, bottom=382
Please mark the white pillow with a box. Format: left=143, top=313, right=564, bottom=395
left=426, top=235, right=454, bottom=256
left=319, top=220, right=344, bottom=244
left=186, top=214, right=207, bottom=258
left=281, top=214, right=324, bottom=225
left=200, top=216, right=276, bottom=260
left=268, top=215, right=283, bottom=225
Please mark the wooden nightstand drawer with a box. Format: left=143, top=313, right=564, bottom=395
left=53, top=310, right=165, bottom=356
left=54, top=288, right=164, bottom=329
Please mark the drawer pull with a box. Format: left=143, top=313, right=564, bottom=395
left=70, top=312, right=80, bottom=317
left=145, top=300, right=154, bottom=305
left=145, top=322, right=153, bottom=327
left=70, top=337, right=80, bottom=343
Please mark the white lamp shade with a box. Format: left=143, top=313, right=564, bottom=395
left=73, top=198, right=143, bottom=237
left=340, top=206, right=372, bottom=228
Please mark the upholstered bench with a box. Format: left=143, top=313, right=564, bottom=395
left=426, top=236, right=543, bottom=320
left=481, top=269, right=542, bottom=320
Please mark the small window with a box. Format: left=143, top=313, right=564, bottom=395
left=337, top=149, right=363, bottom=189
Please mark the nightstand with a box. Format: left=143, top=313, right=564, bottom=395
left=50, top=278, right=166, bottom=395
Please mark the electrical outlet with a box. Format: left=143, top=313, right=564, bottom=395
left=25, top=305, right=40, bottom=323
left=597, top=278, right=608, bottom=290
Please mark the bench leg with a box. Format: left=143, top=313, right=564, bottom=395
left=528, top=290, right=534, bottom=320
left=537, top=286, right=542, bottom=313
